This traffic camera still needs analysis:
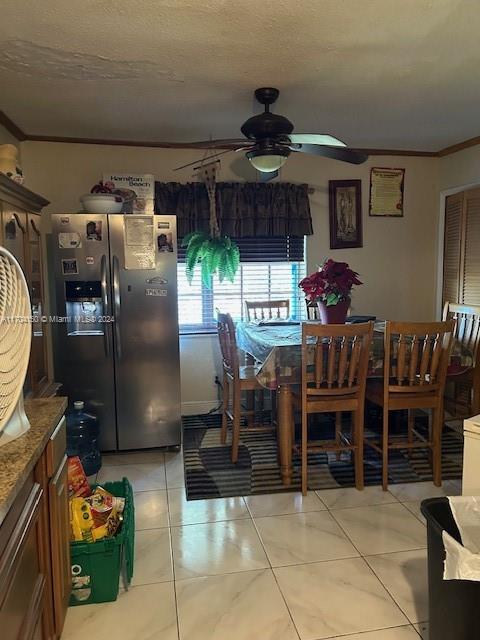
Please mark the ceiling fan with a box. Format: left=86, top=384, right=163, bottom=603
left=174, top=87, right=368, bottom=181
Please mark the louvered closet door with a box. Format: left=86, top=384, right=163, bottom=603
left=462, top=188, right=480, bottom=304
left=442, top=192, right=463, bottom=306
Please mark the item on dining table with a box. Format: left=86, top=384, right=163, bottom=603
left=67, top=456, right=92, bottom=498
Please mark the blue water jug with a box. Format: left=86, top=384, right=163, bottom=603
left=66, top=401, right=102, bottom=476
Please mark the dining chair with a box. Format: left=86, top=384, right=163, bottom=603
left=365, top=320, right=455, bottom=490
left=442, top=302, right=480, bottom=418
left=245, top=299, right=290, bottom=321
left=305, top=300, right=320, bottom=320
left=244, top=299, right=290, bottom=418
left=217, top=312, right=274, bottom=463
left=292, top=322, right=374, bottom=495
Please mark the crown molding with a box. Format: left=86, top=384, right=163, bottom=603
left=437, top=136, right=480, bottom=157
left=0, top=111, right=27, bottom=141
left=0, top=173, right=49, bottom=211
left=2, top=110, right=480, bottom=158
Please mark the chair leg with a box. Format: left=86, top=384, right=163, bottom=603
left=353, top=409, right=365, bottom=491
left=220, top=374, right=229, bottom=445
left=231, top=383, right=241, bottom=463
left=246, top=391, right=255, bottom=427
left=335, top=412, right=342, bottom=461
left=382, top=408, right=389, bottom=491
left=301, top=407, right=308, bottom=496
left=432, top=402, right=443, bottom=487
left=271, top=390, right=277, bottom=425
left=407, top=409, right=414, bottom=457
left=245, top=354, right=255, bottom=428
left=427, top=410, right=433, bottom=467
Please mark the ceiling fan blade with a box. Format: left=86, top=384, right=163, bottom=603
left=288, top=134, right=346, bottom=147
left=259, top=170, right=279, bottom=183
left=292, top=144, right=368, bottom=165
left=179, top=138, right=252, bottom=148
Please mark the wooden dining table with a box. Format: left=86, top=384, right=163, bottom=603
left=236, top=320, right=473, bottom=487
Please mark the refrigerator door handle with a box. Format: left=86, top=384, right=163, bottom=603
left=100, top=254, right=110, bottom=357
left=113, top=254, right=122, bottom=360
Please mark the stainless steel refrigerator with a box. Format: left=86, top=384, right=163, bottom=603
left=50, top=213, right=181, bottom=451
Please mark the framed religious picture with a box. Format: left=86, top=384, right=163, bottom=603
left=369, top=167, right=405, bottom=217
left=329, top=179, right=363, bottom=249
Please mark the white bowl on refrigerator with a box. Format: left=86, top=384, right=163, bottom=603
left=80, top=193, right=123, bottom=214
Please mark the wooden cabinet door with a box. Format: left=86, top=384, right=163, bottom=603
left=26, top=213, right=48, bottom=395
left=1, top=207, right=32, bottom=396
left=0, top=484, right=45, bottom=640
left=48, top=456, right=70, bottom=637
left=1, top=207, right=28, bottom=274
left=34, top=455, right=55, bottom=640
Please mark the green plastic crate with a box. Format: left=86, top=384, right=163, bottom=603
left=69, top=478, right=135, bottom=606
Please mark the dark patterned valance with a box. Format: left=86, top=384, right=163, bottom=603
left=154, top=181, right=312, bottom=238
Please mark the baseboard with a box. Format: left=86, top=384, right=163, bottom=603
left=181, top=400, right=219, bottom=416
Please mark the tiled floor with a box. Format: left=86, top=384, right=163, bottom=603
left=65, top=451, right=462, bottom=640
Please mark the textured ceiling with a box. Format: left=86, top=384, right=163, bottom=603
left=0, top=0, right=478, bottom=150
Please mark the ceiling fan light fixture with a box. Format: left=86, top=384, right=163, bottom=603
left=246, top=147, right=290, bottom=173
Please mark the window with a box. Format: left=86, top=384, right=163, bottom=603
left=178, top=237, right=306, bottom=333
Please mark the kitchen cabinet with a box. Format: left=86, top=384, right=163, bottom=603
left=48, top=455, right=71, bottom=635
left=0, top=480, right=45, bottom=640
left=0, top=399, right=69, bottom=640
left=0, top=174, right=54, bottom=397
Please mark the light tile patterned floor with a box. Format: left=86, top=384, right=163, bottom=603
left=64, top=450, right=459, bottom=640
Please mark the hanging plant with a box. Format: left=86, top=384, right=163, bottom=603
left=183, top=231, right=240, bottom=287
left=182, top=160, right=240, bottom=288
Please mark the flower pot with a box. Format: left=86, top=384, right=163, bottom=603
left=317, top=298, right=350, bottom=324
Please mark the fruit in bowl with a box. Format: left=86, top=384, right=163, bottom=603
left=80, top=181, right=124, bottom=213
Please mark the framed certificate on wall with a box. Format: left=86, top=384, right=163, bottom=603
left=369, top=167, right=405, bottom=217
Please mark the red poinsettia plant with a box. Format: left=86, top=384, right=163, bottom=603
left=299, top=258, right=363, bottom=306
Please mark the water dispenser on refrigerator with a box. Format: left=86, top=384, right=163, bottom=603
left=65, top=280, right=104, bottom=335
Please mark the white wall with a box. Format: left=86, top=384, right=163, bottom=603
left=439, top=146, right=480, bottom=191
left=21, top=141, right=440, bottom=412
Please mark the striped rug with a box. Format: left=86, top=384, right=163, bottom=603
left=182, top=412, right=464, bottom=500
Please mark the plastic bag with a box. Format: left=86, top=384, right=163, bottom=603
left=443, top=496, right=480, bottom=581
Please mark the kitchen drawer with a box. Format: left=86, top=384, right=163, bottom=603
left=46, top=416, right=66, bottom=478
left=0, top=484, right=44, bottom=640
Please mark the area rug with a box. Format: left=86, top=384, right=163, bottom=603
left=182, top=412, right=463, bottom=500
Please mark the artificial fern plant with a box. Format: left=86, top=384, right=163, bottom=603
left=183, top=231, right=240, bottom=287
left=182, top=161, right=240, bottom=287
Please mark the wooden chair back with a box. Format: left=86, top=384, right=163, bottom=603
left=217, top=312, right=239, bottom=377
left=306, top=300, right=320, bottom=320
left=383, top=320, right=455, bottom=395
left=443, top=302, right=480, bottom=364
left=245, top=299, right=290, bottom=321
left=301, top=322, right=374, bottom=398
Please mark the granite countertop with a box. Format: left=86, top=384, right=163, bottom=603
left=0, top=396, right=67, bottom=526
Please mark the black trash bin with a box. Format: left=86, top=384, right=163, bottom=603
left=421, top=497, right=480, bottom=640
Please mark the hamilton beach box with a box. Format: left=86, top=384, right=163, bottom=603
left=103, top=173, right=154, bottom=214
